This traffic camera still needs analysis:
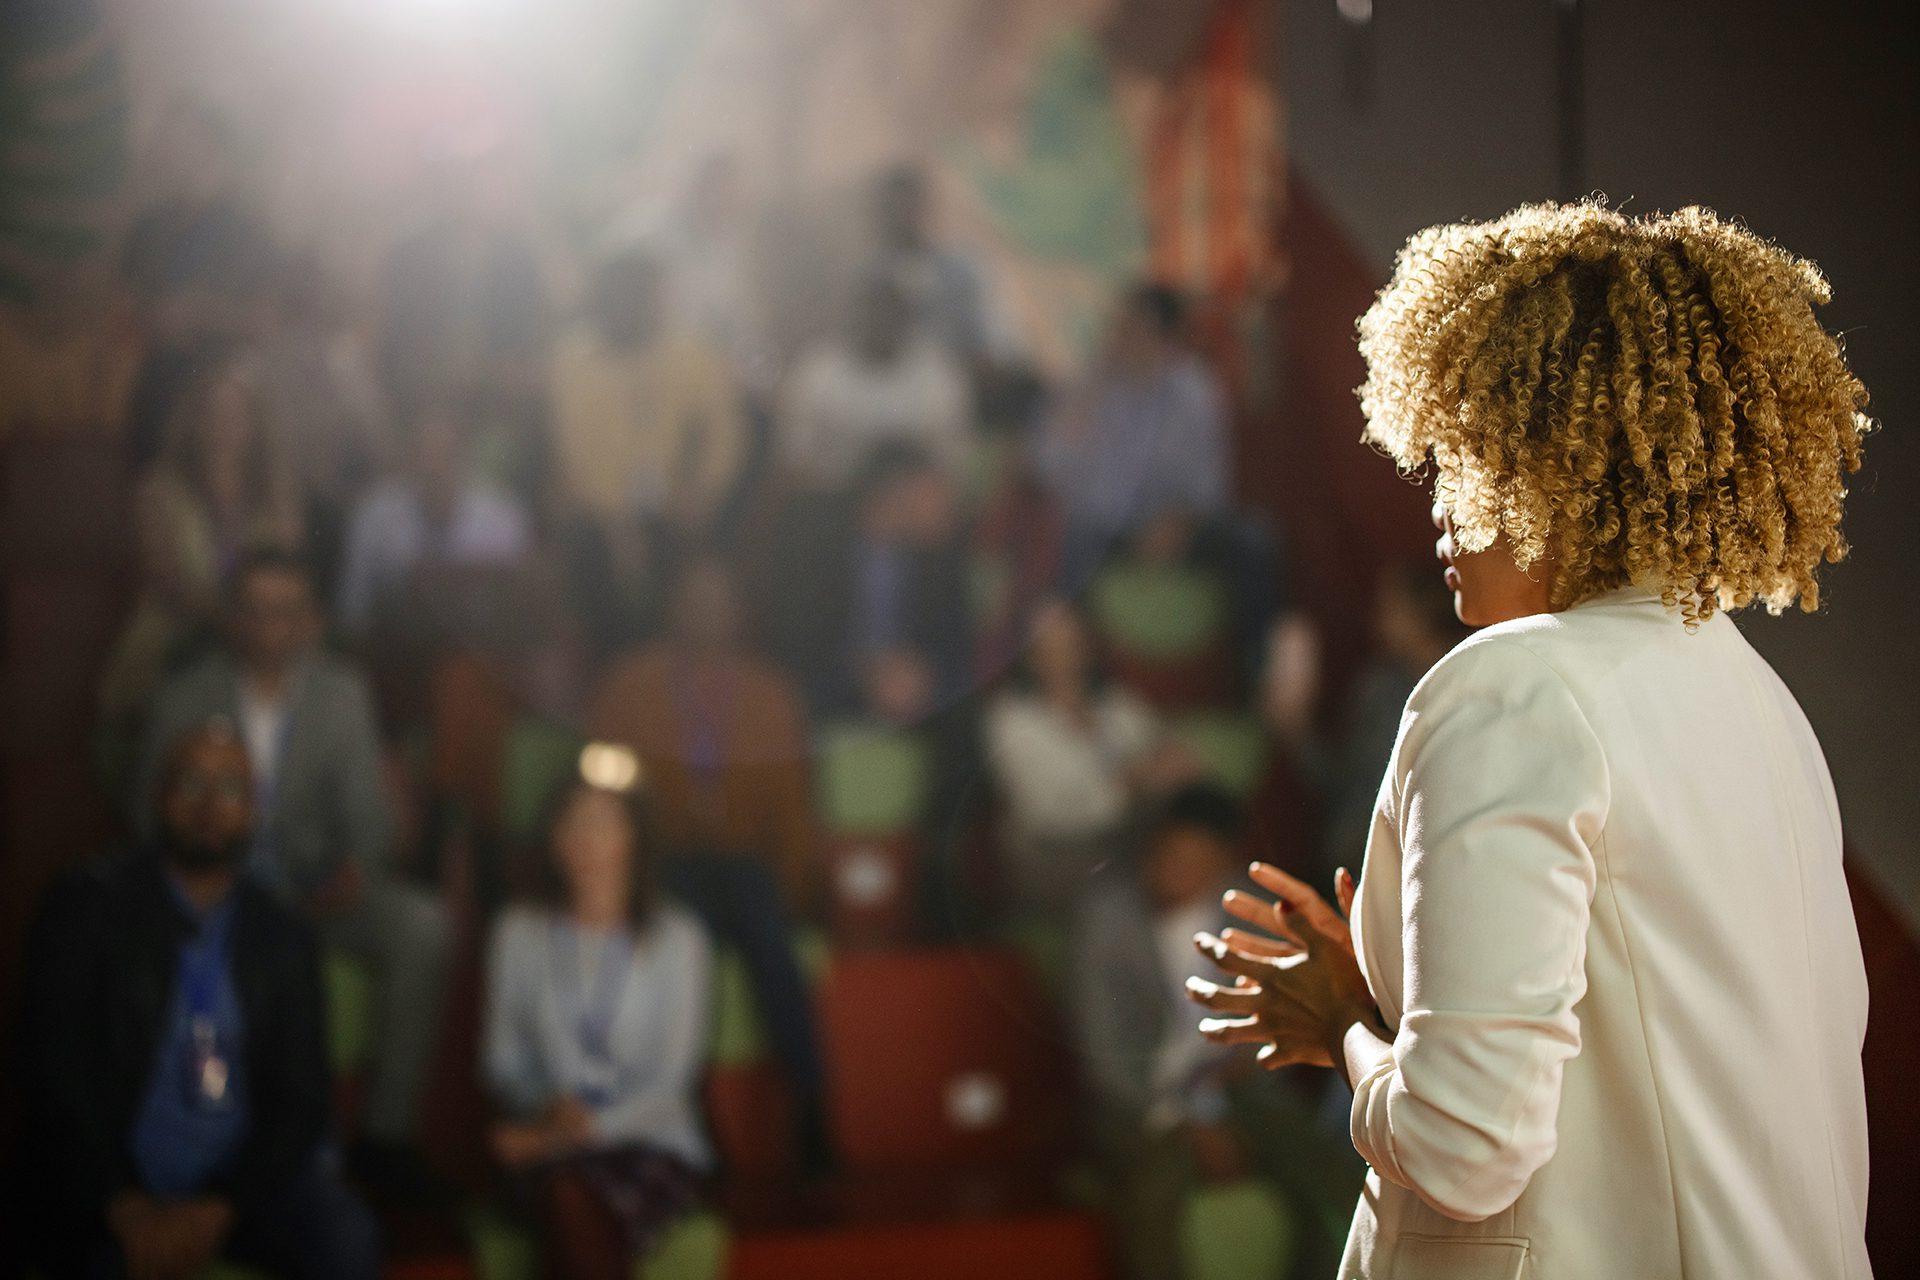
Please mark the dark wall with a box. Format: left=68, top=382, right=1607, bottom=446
left=1282, top=0, right=1920, bottom=922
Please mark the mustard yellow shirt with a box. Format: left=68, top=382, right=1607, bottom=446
left=549, top=326, right=747, bottom=523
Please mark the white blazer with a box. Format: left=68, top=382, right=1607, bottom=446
left=1342, top=587, right=1871, bottom=1280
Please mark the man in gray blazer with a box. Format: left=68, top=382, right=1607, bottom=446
left=136, top=548, right=450, bottom=1166
left=1070, top=784, right=1358, bottom=1280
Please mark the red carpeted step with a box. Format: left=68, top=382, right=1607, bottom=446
left=730, top=1210, right=1109, bottom=1280
left=819, top=947, right=1073, bottom=1169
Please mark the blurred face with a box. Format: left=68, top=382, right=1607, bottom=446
left=669, top=560, right=741, bottom=653
left=232, top=566, right=319, bottom=672
left=1146, top=826, right=1234, bottom=913
left=1028, top=600, right=1091, bottom=691
left=551, top=787, right=636, bottom=906
left=160, top=730, right=254, bottom=872
left=1433, top=502, right=1554, bottom=628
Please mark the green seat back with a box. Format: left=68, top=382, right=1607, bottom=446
left=1091, top=561, right=1228, bottom=660
left=467, top=1203, right=729, bottom=1280
left=1182, top=1178, right=1296, bottom=1280
left=1000, top=912, right=1071, bottom=1002
left=324, top=950, right=375, bottom=1077
left=1173, top=712, right=1270, bottom=798
left=501, top=717, right=586, bottom=846
left=814, top=722, right=931, bottom=837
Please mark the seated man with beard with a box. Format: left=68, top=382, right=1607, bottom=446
left=17, top=721, right=379, bottom=1280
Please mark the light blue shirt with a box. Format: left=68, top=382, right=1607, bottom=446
left=484, top=904, right=714, bottom=1169
left=1041, top=354, right=1231, bottom=541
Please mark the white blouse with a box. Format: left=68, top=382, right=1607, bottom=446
left=984, top=689, right=1161, bottom=846
left=483, top=903, right=714, bottom=1170
left=1343, top=588, right=1870, bottom=1280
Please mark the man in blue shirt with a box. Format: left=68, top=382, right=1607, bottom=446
left=18, top=722, right=378, bottom=1279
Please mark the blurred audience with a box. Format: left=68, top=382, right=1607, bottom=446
left=653, top=153, right=778, bottom=402
left=777, top=269, right=971, bottom=490
left=252, top=255, right=392, bottom=591
left=587, top=553, right=832, bottom=1167
left=485, top=769, right=712, bottom=1279
left=14, top=111, right=1347, bottom=1269
left=135, top=549, right=452, bottom=1179
left=1071, top=783, right=1359, bottom=1280
left=335, top=388, right=533, bottom=638
left=870, top=162, right=1011, bottom=373
left=98, top=344, right=303, bottom=783
left=120, top=102, right=277, bottom=471
left=379, top=139, right=549, bottom=425
left=770, top=443, right=973, bottom=717
left=985, top=599, right=1193, bottom=912
left=18, top=722, right=379, bottom=1280
left=1039, top=283, right=1229, bottom=582
left=1069, top=784, right=1246, bottom=1280
left=1262, top=564, right=1466, bottom=880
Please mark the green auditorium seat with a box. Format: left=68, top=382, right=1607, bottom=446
left=814, top=722, right=930, bottom=837
left=324, top=949, right=375, bottom=1078
left=466, top=1203, right=729, bottom=1280
left=1173, top=711, right=1271, bottom=798
left=1181, top=1179, right=1297, bottom=1280
left=1090, top=560, right=1229, bottom=661
left=499, top=717, right=586, bottom=846
left=999, top=912, right=1070, bottom=1001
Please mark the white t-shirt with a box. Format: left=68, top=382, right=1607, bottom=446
left=237, top=678, right=290, bottom=794
left=777, top=339, right=971, bottom=486
left=984, top=689, right=1161, bottom=847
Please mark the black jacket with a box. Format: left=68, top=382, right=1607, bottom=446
left=16, top=851, right=330, bottom=1233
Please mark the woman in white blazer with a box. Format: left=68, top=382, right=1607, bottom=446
left=1187, top=201, right=1875, bottom=1279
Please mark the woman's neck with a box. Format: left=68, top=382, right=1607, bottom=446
left=568, top=888, right=627, bottom=931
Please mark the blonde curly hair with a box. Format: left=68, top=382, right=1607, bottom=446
left=1358, top=200, right=1872, bottom=620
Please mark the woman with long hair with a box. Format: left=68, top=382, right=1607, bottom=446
left=1187, top=202, right=1873, bottom=1278
left=482, top=754, right=713, bottom=1279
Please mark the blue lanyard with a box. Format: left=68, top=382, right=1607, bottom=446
left=551, top=922, right=635, bottom=1066
left=176, top=899, right=238, bottom=1107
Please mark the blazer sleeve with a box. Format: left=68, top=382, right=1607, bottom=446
left=331, top=667, right=394, bottom=880
left=1350, top=638, right=1609, bottom=1222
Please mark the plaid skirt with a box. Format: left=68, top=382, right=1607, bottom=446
left=510, top=1142, right=704, bottom=1257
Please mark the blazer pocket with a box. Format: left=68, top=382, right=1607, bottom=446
left=1390, top=1233, right=1530, bottom=1280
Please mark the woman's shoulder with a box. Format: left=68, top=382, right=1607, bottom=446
left=644, top=902, right=714, bottom=963
left=490, top=903, right=555, bottom=952
left=1408, top=625, right=1583, bottom=719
